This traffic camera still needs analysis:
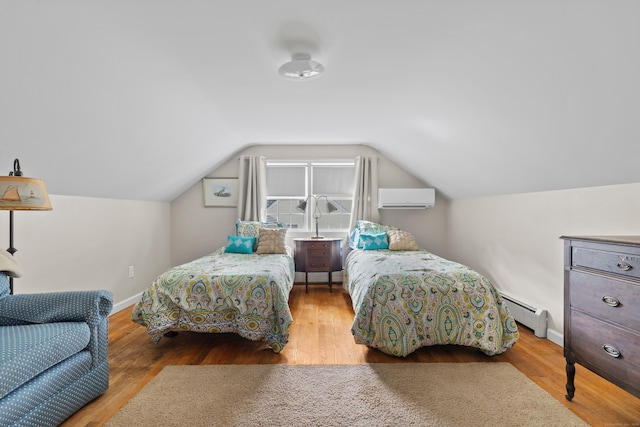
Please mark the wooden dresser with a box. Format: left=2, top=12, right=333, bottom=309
left=294, top=238, right=342, bottom=293
left=562, top=236, right=640, bottom=401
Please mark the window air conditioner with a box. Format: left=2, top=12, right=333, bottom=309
left=378, top=188, right=435, bottom=209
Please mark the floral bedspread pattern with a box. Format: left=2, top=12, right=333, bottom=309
left=344, top=249, right=519, bottom=357
left=131, top=247, right=295, bottom=353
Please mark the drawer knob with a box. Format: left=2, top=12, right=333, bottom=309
left=616, top=262, right=632, bottom=271
left=602, top=344, right=621, bottom=358
left=601, top=295, right=621, bottom=307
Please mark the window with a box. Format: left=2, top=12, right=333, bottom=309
left=266, top=160, right=355, bottom=232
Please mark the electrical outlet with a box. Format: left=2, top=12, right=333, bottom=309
left=128, top=265, right=135, bottom=278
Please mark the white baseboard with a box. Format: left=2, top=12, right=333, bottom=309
left=111, top=292, right=142, bottom=315
left=546, top=328, right=563, bottom=347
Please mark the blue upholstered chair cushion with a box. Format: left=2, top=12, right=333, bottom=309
left=0, top=289, right=111, bottom=426
left=0, top=322, right=91, bottom=399
left=0, top=349, right=94, bottom=426
left=0, top=273, right=8, bottom=300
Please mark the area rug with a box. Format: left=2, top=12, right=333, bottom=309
left=105, top=363, right=587, bottom=427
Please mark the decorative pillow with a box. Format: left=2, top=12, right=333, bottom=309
left=348, top=228, right=360, bottom=250
left=0, top=249, right=23, bottom=278
left=387, top=229, right=420, bottom=251
left=349, top=220, right=397, bottom=249
left=356, top=220, right=386, bottom=234
left=236, top=221, right=261, bottom=238
left=236, top=220, right=281, bottom=236
left=224, top=235, right=256, bottom=254
left=236, top=220, right=283, bottom=249
left=256, top=228, right=288, bottom=254
left=360, top=232, right=389, bottom=250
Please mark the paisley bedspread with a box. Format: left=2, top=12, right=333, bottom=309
left=131, top=247, right=295, bottom=353
left=344, top=249, right=519, bottom=357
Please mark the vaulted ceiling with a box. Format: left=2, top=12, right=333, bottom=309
left=2, top=1, right=639, bottom=202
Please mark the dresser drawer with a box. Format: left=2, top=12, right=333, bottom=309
left=570, top=270, right=640, bottom=331
left=570, top=311, right=640, bottom=393
left=572, top=247, right=640, bottom=279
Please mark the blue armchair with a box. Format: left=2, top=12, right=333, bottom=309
left=0, top=271, right=112, bottom=426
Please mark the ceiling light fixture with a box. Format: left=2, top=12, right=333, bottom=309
left=278, top=53, right=324, bottom=81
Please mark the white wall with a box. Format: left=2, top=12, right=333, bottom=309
left=1, top=195, right=171, bottom=311
left=436, top=182, right=640, bottom=343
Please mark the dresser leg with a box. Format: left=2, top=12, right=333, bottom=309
left=305, top=272, right=309, bottom=293
left=329, top=272, right=333, bottom=292
left=565, top=359, right=575, bottom=401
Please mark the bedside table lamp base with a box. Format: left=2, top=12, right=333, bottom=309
left=311, top=218, right=323, bottom=239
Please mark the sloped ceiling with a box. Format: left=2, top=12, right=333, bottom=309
left=1, top=1, right=639, bottom=202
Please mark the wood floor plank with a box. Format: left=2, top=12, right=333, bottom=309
left=61, top=284, right=640, bottom=426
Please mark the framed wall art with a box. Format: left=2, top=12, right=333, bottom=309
left=203, top=178, right=239, bottom=207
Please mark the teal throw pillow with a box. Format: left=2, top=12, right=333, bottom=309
left=360, top=232, right=389, bottom=250
left=224, top=235, right=256, bottom=254
left=352, top=220, right=396, bottom=249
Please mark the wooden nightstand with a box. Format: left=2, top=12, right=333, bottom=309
left=294, top=238, right=342, bottom=293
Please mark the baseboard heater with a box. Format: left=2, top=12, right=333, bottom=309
left=500, top=293, right=548, bottom=338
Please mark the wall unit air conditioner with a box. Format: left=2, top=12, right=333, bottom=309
left=378, top=188, right=435, bottom=209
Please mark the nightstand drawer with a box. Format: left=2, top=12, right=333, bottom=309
left=308, top=248, right=330, bottom=257
left=572, top=247, right=640, bottom=279
left=307, top=258, right=330, bottom=271
left=570, top=311, right=640, bottom=394
left=570, top=270, right=640, bottom=331
left=306, top=241, right=332, bottom=250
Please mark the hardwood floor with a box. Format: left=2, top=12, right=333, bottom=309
left=63, top=284, right=640, bottom=426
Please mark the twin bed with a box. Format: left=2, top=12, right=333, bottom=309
left=132, top=220, right=519, bottom=356
left=344, top=221, right=519, bottom=357
left=131, top=222, right=295, bottom=353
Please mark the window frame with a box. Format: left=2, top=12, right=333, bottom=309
left=266, top=159, right=355, bottom=234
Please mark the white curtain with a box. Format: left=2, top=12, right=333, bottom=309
left=237, top=155, right=267, bottom=221
left=349, top=155, right=379, bottom=230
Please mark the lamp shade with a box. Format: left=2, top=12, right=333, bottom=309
left=326, top=201, right=338, bottom=213
left=296, top=199, right=308, bottom=212
left=0, top=176, right=52, bottom=211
